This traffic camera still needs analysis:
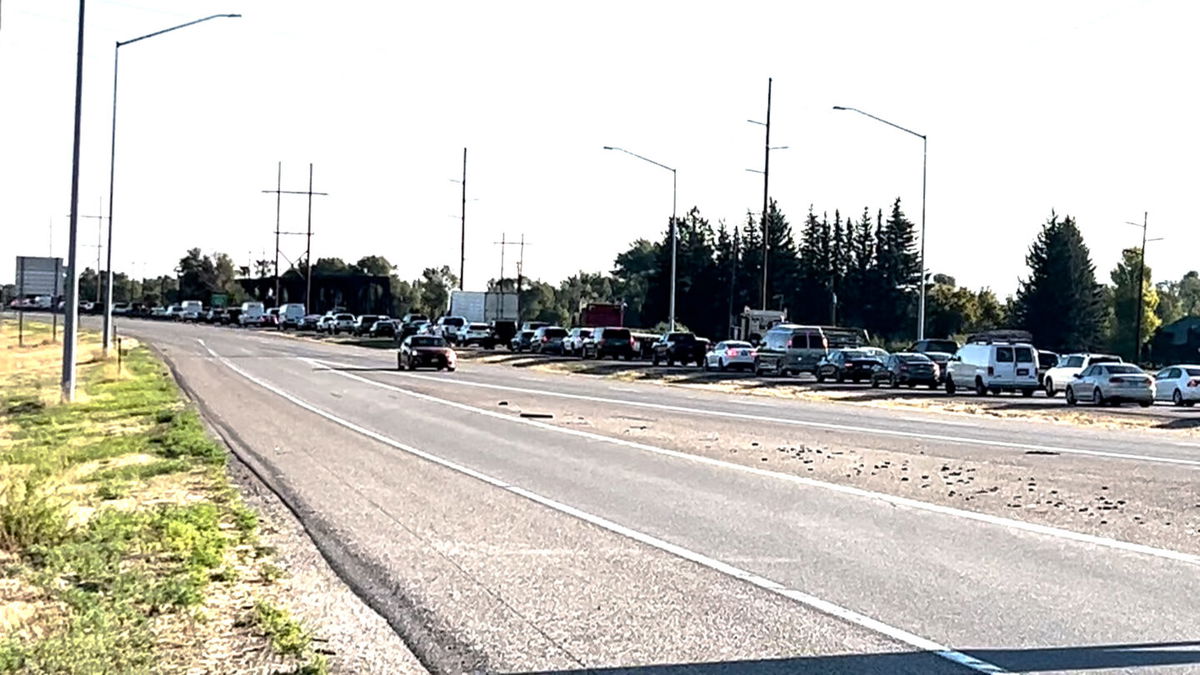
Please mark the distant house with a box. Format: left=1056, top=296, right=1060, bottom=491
left=1151, top=316, right=1200, bottom=364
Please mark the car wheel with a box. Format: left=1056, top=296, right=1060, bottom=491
left=1044, top=379, right=1057, bottom=397
left=975, top=378, right=987, bottom=396
left=718, top=359, right=727, bottom=372
left=447, top=367, right=456, bottom=372
left=754, top=359, right=765, bottom=377
left=1138, top=400, right=1152, bottom=408
left=871, top=377, right=880, bottom=388
left=836, top=372, right=846, bottom=384
left=652, top=354, right=660, bottom=367
left=1174, top=389, right=1185, bottom=407
left=816, top=373, right=826, bottom=383
left=1021, top=388, right=1035, bottom=397
left=946, top=378, right=957, bottom=395
left=890, top=375, right=899, bottom=389
left=396, top=354, right=403, bottom=370
left=1094, top=388, right=1105, bottom=407
left=1065, top=387, right=1077, bottom=406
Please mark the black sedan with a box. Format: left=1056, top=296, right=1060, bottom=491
left=871, top=353, right=940, bottom=389
left=398, top=335, right=457, bottom=371
left=815, top=349, right=885, bottom=384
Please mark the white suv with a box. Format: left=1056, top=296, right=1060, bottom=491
left=946, top=341, right=1040, bottom=397
left=1043, top=353, right=1122, bottom=397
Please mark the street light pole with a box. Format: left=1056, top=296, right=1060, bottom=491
left=833, top=105, right=927, bottom=340
left=62, top=0, right=87, bottom=402
left=760, top=78, right=772, bottom=310
left=102, top=12, right=241, bottom=356
left=603, top=146, right=677, bottom=331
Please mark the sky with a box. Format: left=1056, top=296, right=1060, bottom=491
left=3, top=0, right=1198, bottom=298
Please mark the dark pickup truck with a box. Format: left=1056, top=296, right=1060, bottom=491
left=651, top=332, right=708, bottom=367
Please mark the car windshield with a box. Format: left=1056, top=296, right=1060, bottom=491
left=444, top=318, right=465, bottom=327
left=469, top=324, right=489, bottom=330
left=899, top=354, right=931, bottom=363
left=1187, top=368, right=1200, bottom=376
left=1092, top=356, right=1121, bottom=364
left=1106, top=365, right=1143, bottom=374
left=410, top=337, right=445, bottom=347
left=578, top=329, right=593, bottom=337
left=925, top=340, right=958, bottom=353
left=605, top=329, right=631, bottom=340
left=543, top=328, right=568, bottom=338
left=841, top=350, right=869, bottom=359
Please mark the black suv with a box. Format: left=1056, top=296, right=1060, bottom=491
left=651, top=332, right=707, bottom=367
left=584, top=327, right=636, bottom=360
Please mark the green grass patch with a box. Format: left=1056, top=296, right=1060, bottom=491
left=253, top=600, right=311, bottom=657
left=0, top=342, right=282, bottom=674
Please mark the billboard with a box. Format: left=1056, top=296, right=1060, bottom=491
left=15, top=256, right=64, bottom=297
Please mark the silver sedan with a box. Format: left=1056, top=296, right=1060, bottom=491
left=1065, top=363, right=1154, bottom=407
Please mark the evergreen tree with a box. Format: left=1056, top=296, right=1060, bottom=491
left=1013, top=212, right=1104, bottom=352
left=764, top=200, right=802, bottom=316
left=1108, top=247, right=1161, bottom=360
left=734, top=211, right=763, bottom=314
left=868, top=198, right=920, bottom=337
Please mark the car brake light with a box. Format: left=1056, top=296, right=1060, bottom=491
left=726, top=349, right=740, bottom=357
left=629, top=338, right=636, bottom=348
left=1190, top=379, right=1200, bottom=388
left=542, top=336, right=548, bottom=342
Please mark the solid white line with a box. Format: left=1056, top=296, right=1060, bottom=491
left=305, top=356, right=1200, bottom=568
left=197, top=341, right=1003, bottom=674
left=351, top=364, right=1200, bottom=467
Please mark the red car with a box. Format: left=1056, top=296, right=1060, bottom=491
left=398, top=335, right=457, bottom=371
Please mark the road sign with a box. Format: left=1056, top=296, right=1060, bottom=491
left=15, top=256, right=64, bottom=297
left=211, top=293, right=228, bottom=308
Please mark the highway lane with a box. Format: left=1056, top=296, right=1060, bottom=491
left=105, top=318, right=1200, bottom=673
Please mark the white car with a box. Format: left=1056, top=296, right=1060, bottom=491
left=945, top=341, right=1040, bottom=397
left=434, top=316, right=467, bottom=342
left=316, top=315, right=338, bottom=333
left=1153, top=365, right=1200, bottom=407
left=1043, top=353, right=1122, bottom=397
left=331, top=313, right=356, bottom=334
left=458, top=322, right=491, bottom=347
left=166, top=304, right=185, bottom=320
left=239, top=301, right=266, bottom=326
left=704, top=340, right=757, bottom=372
left=563, top=327, right=593, bottom=356
left=180, top=300, right=204, bottom=322
left=1065, top=362, right=1153, bottom=407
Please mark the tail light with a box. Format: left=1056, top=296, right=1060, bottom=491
left=726, top=348, right=740, bottom=357
left=630, top=338, right=637, bottom=348
left=1189, top=379, right=1200, bottom=388
left=542, top=336, right=548, bottom=342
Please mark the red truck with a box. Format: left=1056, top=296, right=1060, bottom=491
left=578, top=302, right=623, bottom=328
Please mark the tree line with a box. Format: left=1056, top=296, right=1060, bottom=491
left=77, top=201, right=1199, bottom=362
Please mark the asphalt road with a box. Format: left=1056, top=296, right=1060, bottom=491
left=73, top=318, right=1200, bottom=672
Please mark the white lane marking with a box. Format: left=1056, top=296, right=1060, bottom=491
left=197, top=342, right=1003, bottom=674
left=899, top=416, right=975, bottom=428
left=343, top=364, right=1200, bottom=466
left=306, top=356, right=1200, bottom=568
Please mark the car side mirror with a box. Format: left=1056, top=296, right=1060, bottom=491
left=1073, top=373, right=1082, bottom=379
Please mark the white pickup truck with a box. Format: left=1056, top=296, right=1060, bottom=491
left=1042, top=353, right=1123, bottom=397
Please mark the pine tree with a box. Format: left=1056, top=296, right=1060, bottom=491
left=1013, top=212, right=1104, bottom=352
left=868, top=198, right=920, bottom=337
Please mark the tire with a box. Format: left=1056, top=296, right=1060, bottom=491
left=816, top=373, right=826, bottom=383
left=871, top=377, right=880, bottom=389
left=975, top=378, right=987, bottom=396
left=929, top=382, right=938, bottom=389
left=447, top=367, right=456, bottom=372
left=719, top=359, right=727, bottom=372
left=1174, top=389, right=1185, bottom=407
left=652, top=354, right=660, bottom=367
left=754, top=360, right=764, bottom=377
left=1066, top=387, right=1077, bottom=406
left=946, top=378, right=957, bottom=395
left=406, top=358, right=416, bottom=371
left=1094, top=388, right=1105, bottom=407
left=1138, top=400, right=1151, bottom=408
left=397, top=354, right=403, bottom=371
left=907, top=382, right=916, bottom=388
left=1044, top=379, right=1057, bottom=397
left=836, top=372, right=845, bottom=384
left=890, top=375, right=899, bottom=389
left=702, top=359, right=710, bottom=372
left=1021, top=388, right=1035, bottom=398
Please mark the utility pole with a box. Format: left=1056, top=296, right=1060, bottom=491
left=1133, top=211, right=1148, bottom=363
left=261, top=163, right=327, bottom=309
left=460, top=148, right=467, bottom=290
left=516, top=234, right=528, bottom=321
left=495, top=233, right=524, bottom=323
left=759, top=77, right=772, bottom=310
left=61, top=0, right=87, bottom=402
left=727, top=226, right=739, bottom=339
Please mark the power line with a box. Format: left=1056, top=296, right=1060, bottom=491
left=261, top=162, right=328, bottom=309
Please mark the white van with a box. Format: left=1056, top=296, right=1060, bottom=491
left=239, top=301, right=265, bottom=326
left=180, top=300, right=204, bottom=322
left=946, top=340, right=1040, bottom=397
left=278, top=303, right=306, bottom=329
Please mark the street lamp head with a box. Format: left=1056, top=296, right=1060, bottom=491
left=832, top=106, right=847, bottom=110
left=602, top=146, right=614, bottom=150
